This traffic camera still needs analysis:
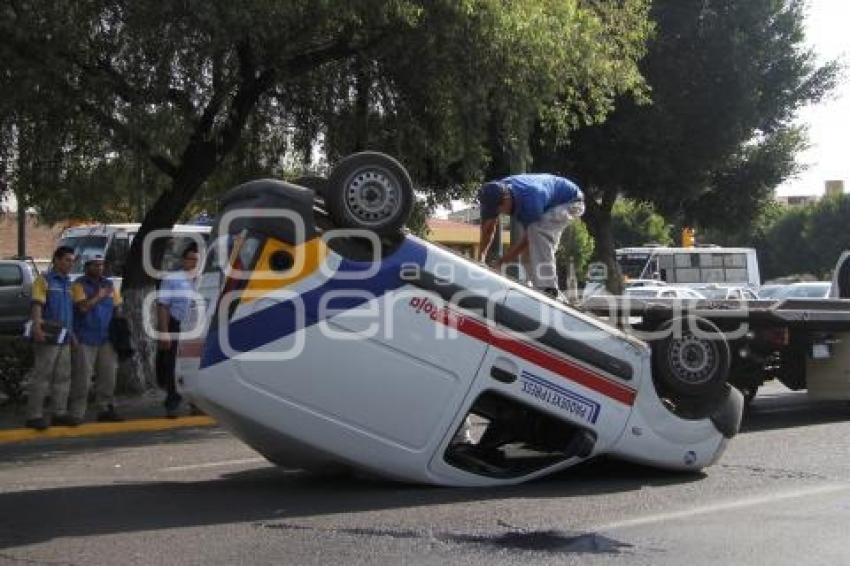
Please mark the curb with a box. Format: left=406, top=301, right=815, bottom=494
left=0, top=416, right=216, bottom=445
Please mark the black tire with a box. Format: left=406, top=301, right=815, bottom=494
left=729, top=371, right=760, bottom=409
left=291, top=175, right=329, bottom=198
left=325, top=151, right=414, bottom=234
left=652, top=317, right=731, bottom=401
left=740, top=385, right=758, bottom=408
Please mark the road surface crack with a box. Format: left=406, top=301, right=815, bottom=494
left=720, top=463, right=829, bottom=480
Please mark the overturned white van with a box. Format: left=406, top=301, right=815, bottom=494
left=177, top=152, right=743, bottom=487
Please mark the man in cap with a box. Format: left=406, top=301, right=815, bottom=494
left=478, top=174, right=585, bottom=297
left=69, top=254, right=124, bottom=422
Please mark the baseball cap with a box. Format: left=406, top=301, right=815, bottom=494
left=478, top=182, right=505, bottom=220
left=84, top=254, right=105, bottom=265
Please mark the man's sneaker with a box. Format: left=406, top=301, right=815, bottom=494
left=97, top=407, right=125, bottom=422
left=52, top=414, right=82, bottom=427
left=165, top=393, right=182, bottom=418
left=25, top=417, right=49, bottom=431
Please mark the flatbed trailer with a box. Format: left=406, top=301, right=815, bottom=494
left=581, top=296, right=850, bottom=406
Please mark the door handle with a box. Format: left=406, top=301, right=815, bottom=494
left=490, top=366, right=517, bottom=384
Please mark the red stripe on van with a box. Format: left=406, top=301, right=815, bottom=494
left=439, top=308, right=637, bottom=406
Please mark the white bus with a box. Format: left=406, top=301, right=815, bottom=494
left=57, top=223, right=211, bottom=282
left=616, top=246, right=761, bottom=289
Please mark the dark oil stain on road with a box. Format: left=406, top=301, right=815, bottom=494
left=256, top=522, right=632, bottom=554
left=439, top=530, right=632, bottom=554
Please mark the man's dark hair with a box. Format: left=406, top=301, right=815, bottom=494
left=181, top=242, right=199, bottom=258
left=53, top=246, right=74, bottom=260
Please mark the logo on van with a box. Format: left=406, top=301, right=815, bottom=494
left=408, top=296, right=463, bottom=325
left=519, top=370, right=601, bottom=424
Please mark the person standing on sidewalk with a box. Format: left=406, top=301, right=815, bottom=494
left=156, top=243, right=200, bottom=418
left=25, top=246, right=77, bottom=430
left=68, top=254, right=124, bottom=423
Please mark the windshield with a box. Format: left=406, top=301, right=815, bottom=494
left=617, top=254, right=650, bottom=279
left=696, top=288, right=729, bottom=300
left=778, top=284, right=830, bottom=299
left=57, top=236, right=109, bottom=274
left=625, top=288, right=660, bottom=298
left=758, top=286, right=785, bottom=299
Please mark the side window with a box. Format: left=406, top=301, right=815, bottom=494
left=105, top=236, right=130, bottom=277
left=203, top=234, right=263, bottom=275
left=661, top=290, right=676, bottom=298
left=0, top=264, right=23, bottom=287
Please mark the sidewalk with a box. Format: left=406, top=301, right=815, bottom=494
left=0, top=389, right=216, bottom=444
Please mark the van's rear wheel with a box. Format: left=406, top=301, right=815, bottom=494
left=326, top=152, right=414, bottom=234
left=652, top=317, right=731, bottom=412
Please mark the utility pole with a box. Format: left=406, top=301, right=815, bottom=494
left=15, top=189, right=26, bottom=258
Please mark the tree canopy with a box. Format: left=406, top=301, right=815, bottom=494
left=611, top=198, right=672, bottom=248
left=0, top=0, right=652, bottom=287
left=531, top=0, right=838, bottom=292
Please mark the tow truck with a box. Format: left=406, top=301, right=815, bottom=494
left=582, top=282, right=850, bottom=407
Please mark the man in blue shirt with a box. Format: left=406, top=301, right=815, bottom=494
left=156, top=243, right=200, bottom=417
left=478, top=174, right=585, bottom=296
left=69, top=254, right=124, bottom=423
left=25, top=246, right=77, bottom=430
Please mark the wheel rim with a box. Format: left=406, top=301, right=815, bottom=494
left=343, top=167, right=403, bottom=226
left=667, top=334, right=717, bottom=386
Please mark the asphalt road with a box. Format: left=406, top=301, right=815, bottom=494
left=2, top=382, right=850, bottom=566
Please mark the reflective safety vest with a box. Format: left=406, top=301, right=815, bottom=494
left=32, top=271, right=74, bottom=344
left=73, top=276, right=116, bottom=346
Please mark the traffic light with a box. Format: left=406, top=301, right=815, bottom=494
left=682, top=227, right=695, bottom=248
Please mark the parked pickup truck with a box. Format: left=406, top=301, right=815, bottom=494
left=0, top=259, right=37, bottom=335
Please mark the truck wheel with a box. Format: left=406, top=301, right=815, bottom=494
left=291, top=175, right=328, bottom=198
left=325, top=152, right=413, bottom=234
left=652, top=317, right=731, bottom=402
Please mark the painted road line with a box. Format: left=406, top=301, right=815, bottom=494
left=594, top=483, right=850, bottom=532
left=160, top=457, right=267, bottom=472
left=0, top=416, right=216, bottom=445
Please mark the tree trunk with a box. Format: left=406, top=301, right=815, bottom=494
left=120, top=182, right=199, bottom=392
left=584, top=199, right=624, bottom=295
left=119, top=285, right=158, bottom=392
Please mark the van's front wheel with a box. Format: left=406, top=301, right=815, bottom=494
left=652, top=317, right=731, bottom=415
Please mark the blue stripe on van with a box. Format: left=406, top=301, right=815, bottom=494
left=200, top=237, right=428, bottom=368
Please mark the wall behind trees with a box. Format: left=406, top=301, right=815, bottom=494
left=0, top=213, right=63, bottom=259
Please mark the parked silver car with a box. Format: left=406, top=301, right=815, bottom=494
left=0, top=259, right=37, bottom=335
left=692, top=284, right=758, bottom=301
left=776, top=282, right=831, bottom=299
